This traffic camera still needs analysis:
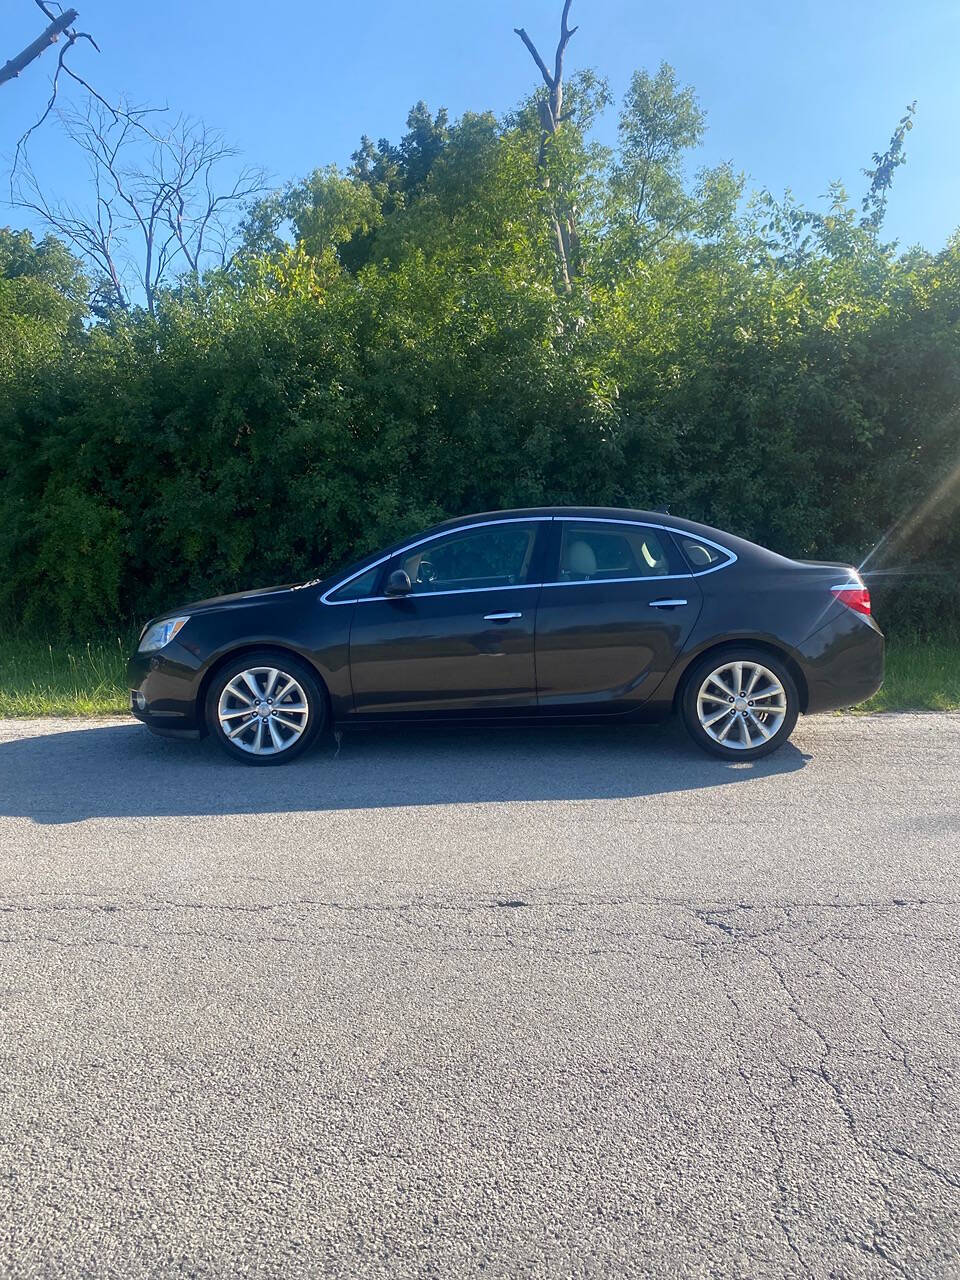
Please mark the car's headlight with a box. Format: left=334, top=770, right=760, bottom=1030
left=138, top=616, right=190, bottom=653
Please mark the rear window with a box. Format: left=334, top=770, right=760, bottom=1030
left=677, top=537, right=728, bottom=573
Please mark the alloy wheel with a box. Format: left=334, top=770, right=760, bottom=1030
left=695, top=660, right=788, bottom=751
left=216, top=666, right=310, bottom=756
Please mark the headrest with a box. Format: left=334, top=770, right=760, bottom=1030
left=567, top=539, right=597, bottom=576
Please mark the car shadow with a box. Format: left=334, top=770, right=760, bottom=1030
left=0, top=719, right=809, bottom=825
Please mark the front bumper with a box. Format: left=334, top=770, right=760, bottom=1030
left=128, top=647, right=204, bottom=738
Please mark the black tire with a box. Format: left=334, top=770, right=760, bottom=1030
left=680, top=646, right=799, bottom=761
left=204, top=650, right=326, bottom=766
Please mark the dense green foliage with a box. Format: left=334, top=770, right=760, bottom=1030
left=1, top=71, right=959, bottom=640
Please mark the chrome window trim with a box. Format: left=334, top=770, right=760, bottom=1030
left=320, top=514, right=737, bottom=605
left=541, top=574, right=691, bottom=588
left=320, top=516, right=551, bottom=605
left=334, top=582, right=543, bottom=605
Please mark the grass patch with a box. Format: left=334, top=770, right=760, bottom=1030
left=0, top=632, right=957, bottom=718
left=852, top=637, right=960, bottom=713
left=0, top=635, right=130, bottom=716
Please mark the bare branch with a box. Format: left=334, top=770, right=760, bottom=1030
left=554, top=0, right=578, bottom=94
left=12, top=98, right=266, bottom=313
left=10, top=39, right=69, bottom=177
left=513, top=1, right=581, bottom=291
left=0, top=8, right=77, bottom=86
left=515, top=1, right=577, bottom=125
left=514, top=27, right=554, bottom=90
left=7, top=3, right=116, bottom=191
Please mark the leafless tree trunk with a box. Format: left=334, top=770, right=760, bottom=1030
left=12, top=100, right=265, bottom=314
left=515, top=0, right=580, bottom=292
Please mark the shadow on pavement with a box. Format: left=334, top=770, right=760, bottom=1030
left=0, top=719, right=808, bottom=824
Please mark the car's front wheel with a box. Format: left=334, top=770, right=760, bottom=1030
left=681, top=648, right=799, bottom=760
left=205, top=651, right=326, bottom=765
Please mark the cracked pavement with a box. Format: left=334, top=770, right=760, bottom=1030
left=0, top=713, right=958, bottom=1279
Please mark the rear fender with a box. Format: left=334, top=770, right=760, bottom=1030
left=659, top=634, right=811, bottom=715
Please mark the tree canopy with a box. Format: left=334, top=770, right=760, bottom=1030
left=1, top=29, right=958, bottom=640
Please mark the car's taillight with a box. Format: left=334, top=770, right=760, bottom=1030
left=831, top=583, right=872, bottom=617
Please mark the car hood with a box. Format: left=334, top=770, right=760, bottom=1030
left=174, top=583, right=299, bottom=615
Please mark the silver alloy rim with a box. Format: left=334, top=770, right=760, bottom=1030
left=217, top=666, right=310, bottom=755
left=696, top=660, right=788, bottom=751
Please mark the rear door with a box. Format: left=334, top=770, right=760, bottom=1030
left=535, top=519, right=702, bottom=715
left=348, top=519, right=548, bottom=718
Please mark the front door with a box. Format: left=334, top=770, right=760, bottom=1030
left=535, top=519, right=702, bottom=714
left=348, top=520, right=547, bottom=718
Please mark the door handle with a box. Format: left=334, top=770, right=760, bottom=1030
left=484, top=611, right=523, bottom=622
left=649, top=598, right=688, bottom=609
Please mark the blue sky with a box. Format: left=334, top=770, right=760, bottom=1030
left=3, top=0, right=959, bottom=251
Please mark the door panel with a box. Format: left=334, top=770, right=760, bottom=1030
left=535, top=580, right=701, bottom=713
left=347, top=518, right=547, bottom=718
left=535, top=520, right=702, bottom=714
left=348, top=588, right=540, bottom=717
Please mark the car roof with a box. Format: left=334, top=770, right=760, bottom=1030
left=426, top=506, right=782, bottom=562
left=432, top=505, right=715, bottom=532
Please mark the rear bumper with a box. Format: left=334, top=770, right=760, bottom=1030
left=797, top=612, right=885, bottom=714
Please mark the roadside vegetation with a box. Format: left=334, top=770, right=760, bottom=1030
left=1, top=3, right=957, bottom=682
left=0, top=633, right=955, bottom=718
left=856, top=638, right=960, bottom=714
left=0, top=635, right=130, bottom=716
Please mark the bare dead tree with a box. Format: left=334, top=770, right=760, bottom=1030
left=514, top=0, right=580, bottom=291
left=13, top=99, right=266, bottom=314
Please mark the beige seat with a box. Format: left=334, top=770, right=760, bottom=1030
left=565, top=539, right=598, bottom=578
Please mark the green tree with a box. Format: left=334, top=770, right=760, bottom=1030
left=1, top=7, right=958, bottom=641
left=603, top=64, right=742, bottom=275
left=0, top=228, right=88, bottom=379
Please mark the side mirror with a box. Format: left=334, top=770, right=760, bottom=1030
left=384, top=569, right=413, bottom=597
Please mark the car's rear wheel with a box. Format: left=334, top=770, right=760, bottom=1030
left=205, top=651, right=325, bottom=765
left=681, top=648, right=799, bottom=760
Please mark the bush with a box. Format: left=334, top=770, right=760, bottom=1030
left=1, top=98, right=958, bottom=640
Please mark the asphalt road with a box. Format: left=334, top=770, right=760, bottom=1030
left=0, top=713, right=958, bottom=1279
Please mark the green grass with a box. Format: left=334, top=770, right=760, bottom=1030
left=0, top=635, right=130, bottom=716
left=0, top=633, right=957, bottom=718
left=853, top=638, right=960, bottom=713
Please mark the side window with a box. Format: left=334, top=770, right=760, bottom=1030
left=558, top=523, right=675, bottom=582
left=677, top=537, right=729, bottom=573
left=326, top=566, right=380, bottom=602
left=399, top=524, right=538, bottom=594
